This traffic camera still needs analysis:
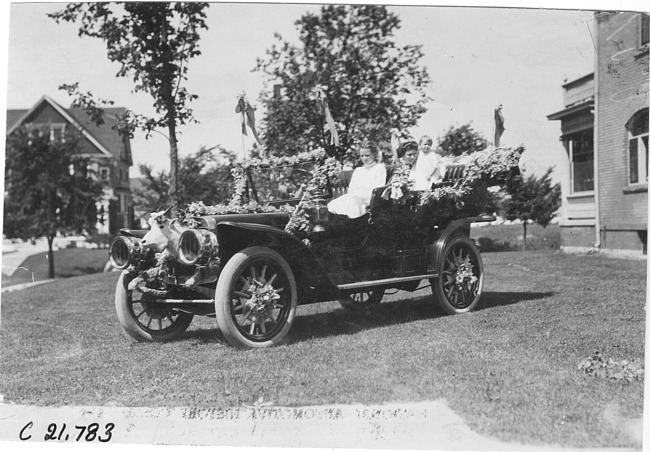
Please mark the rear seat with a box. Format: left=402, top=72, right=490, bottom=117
left=329, top=169, right=353, bottom=199
left=440, top=164, right=465, bottom=185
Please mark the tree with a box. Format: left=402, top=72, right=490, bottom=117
left=437, top=122, right=488, bottom=157
left=255, top=5, right=430, bottom=160
left=48, top=2, right=209, bottom=207
left=501, top=167, right=561, bottom=251
left=4, top=127, right=104, bottom=278
left=132, top=146, right=236, bottom=217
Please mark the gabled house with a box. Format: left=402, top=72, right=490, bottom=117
left=6, top=95, right=134, bottom=235
left=548, top=11, right=648, bottom=257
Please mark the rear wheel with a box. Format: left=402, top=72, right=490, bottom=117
left=339, top=289, right=385, bottom=311
left=215, top=247, right=298, bottom=349
left=431, top=235, right=483, bottom=314
left=115, top=272, right=193, bottom=342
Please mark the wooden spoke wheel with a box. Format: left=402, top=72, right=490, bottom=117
left=115, top=272, right=193, bottom=342
left=215, top=247, right=297, bottom=349
left=431, top=235, right=483, bottom=314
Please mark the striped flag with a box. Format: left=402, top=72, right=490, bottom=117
left=494, top=104, right=505, bottom=147
left=236, top=93, right=263, bottom=146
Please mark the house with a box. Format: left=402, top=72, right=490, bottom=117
left=548, top=11, right=648, bottom=257
left=6, top=95, right=134, bottom=235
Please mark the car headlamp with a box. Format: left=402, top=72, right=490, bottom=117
left=178, top=229, right=219, bottom=265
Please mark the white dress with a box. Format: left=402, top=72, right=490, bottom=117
left=327, top=163, right=387, bottom=218
left=412, top=151, right=446, bottom=190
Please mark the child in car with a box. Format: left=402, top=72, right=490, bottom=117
left=327, top=145, right=386, bottom=218
left=412, top=135, right=447, bottom=190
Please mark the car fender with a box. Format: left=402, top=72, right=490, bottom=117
left=427, top=215, right=492, bottom=273
left=216, top=221, right=340, bottom=301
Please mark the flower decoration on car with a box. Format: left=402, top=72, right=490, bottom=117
left=419, top=146, right=524, bottom=208
left=284, top=157, right=341, bottom=244
left=382, top=165, right=414, bottom=203
left=454, top=255, right=478, bottom=288
left=178, top=149, right=332, bottom=224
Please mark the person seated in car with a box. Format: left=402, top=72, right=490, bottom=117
left=412, top=135, right=447, bottom=190
left=386, top=139, right=419, bottom=182
left=327, top=145, right=386, bottom=218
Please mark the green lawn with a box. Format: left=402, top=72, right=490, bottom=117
left=0, top=251, right=645, bottom=448
left=1, top=248, right=109, bottom=287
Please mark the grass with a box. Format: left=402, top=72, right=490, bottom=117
left=0, top=250, right=645, bottom=448
left=471, top=223, right=561, bottom=252
left=1, top=248, right=109, bottom=288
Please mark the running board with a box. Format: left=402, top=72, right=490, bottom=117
left=154, top=299, right=214, bottom=304
left=337, top=273, right=438, bottom=291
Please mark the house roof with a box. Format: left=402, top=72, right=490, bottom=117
left=562, top=72, right=594, bottom=89
left=67, top=106, right=133, bottom=165
left=6, top=96, right=132, bottom=165
left=6, top=109, right=28, bottom=129
left=547, top=98, right=595, bottom=121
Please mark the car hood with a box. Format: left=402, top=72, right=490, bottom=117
left=192, top=211, right=291, bottom=231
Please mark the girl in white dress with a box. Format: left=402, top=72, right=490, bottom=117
left=327, top=146, right=387, bottom=218
left=412, top=135, right=447, bottom=190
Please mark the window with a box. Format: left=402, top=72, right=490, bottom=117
left=567, top=129, right=594, bottom=192
left=641, top=13, right=649, bottom=46
left=627, top=109, right=649, bottom=185
left=48, top=124, right=67, bottom=142
left=99, top=167, right=110, bottom=181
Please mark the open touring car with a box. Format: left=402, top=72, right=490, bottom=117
left=109, top=148, right=522, bottom=349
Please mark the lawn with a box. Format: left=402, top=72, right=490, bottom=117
left=1, top=248, right=109, bottom=288
left=0, top=251, right=645, bottom=448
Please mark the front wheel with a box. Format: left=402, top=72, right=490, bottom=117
left=431, top=235, right=483, bottom=314
left=115, top=272, right=194, bottom=342
left=214, top=247, right=298, bottom=349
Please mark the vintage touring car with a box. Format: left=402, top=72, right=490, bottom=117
left=109, top=147, right=522, bottom=349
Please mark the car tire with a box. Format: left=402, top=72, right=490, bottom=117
left=115, top=271, right=194, bottom=342
left=431, top=235, right=483, bottom=314
left=215, top=246, right=298, bottom=349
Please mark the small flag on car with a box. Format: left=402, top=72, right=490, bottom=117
left=309, top=85, right=340, bottom=147
left=236, top=93, right=263, bottom=146
left=494, top=104, right=505, bottom=147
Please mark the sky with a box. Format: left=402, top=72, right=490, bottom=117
left=2, top=1, right=647, bottom=182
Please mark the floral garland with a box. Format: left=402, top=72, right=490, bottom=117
left=284, top=157, right=341, bottom=245
left=176, top=146, right=522, bottom=243
left=239, top=149, right=328, bottom=170
left=178, top=149, right=338, bottom=237
left=419, top=146, right=524, bottom=207
left=461, top=145, right=524, bottom=184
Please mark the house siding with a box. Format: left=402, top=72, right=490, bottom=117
left=596, top=12, right=648, bottom=253
left=560, top=226, right=596, bottom=248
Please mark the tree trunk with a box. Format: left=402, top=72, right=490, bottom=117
left=47, top=235, right=55, bottom=279
left=522, top=221, right=528, bottom=251
left=168, top=125, right=179, bottom=210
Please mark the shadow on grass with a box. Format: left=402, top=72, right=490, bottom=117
left=181, top=328, right=226, bottom=344
left=66, top=266, right=102, bottom=275
left=174, top=290, right=553, bottom=346
left=286, top=290, right=553, bottom=344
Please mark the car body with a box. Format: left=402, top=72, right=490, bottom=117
left=110, top=148, right=522, bottom=349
